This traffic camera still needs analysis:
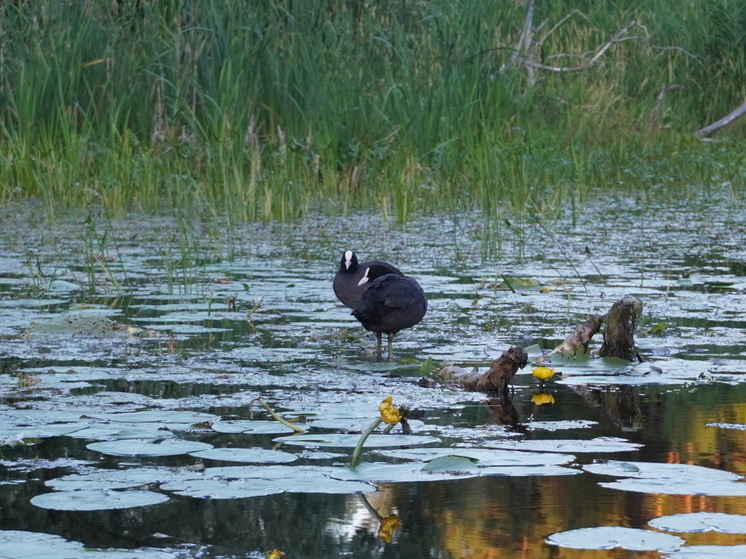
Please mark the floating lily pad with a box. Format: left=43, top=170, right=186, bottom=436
left=708, top=422, right=746, bottom=431
left=87, top=439, right=213, bottom=457
left=273, top=433, right=440, bottom=449
left=600, top=478, right=746, bottom=496
left=375, top=447, right=575, bottom=467
left=46, top=467, right=184, bottom=492
left=29, top=313, right=138, bottom=337
left=662, top=545, right=746, bottom=558
left=583, top=460, right=741, bottom=482
left=30, top=489, right=169, bottom=511
left=159, top=465, right=374, bottom=498
left=483, top=436, right=641, bottom=454
left=211, top=420, right=306, bottom=434
left=189, top=447, right=297, bottom=464
left=649, top=512, right=746, bottom=534
left=66, top=423, right=174, bottom=441
left=105, top=411, right=220, bottom=424
left=332, top=461, right=480, bottom=483
left=546, top=526, right=684, bottom=551
left=527, top=420, right=598, bottom=431
left=0, top=530, right=83, bottom=557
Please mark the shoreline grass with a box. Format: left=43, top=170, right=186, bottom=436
left=0, top=1, right=745, bottom=222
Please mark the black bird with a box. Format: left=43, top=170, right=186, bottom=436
left=333, top=250, right=402, bottom=309
left=351, top=264, right=427, bottom=360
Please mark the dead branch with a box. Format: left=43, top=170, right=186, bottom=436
left=524, top=20, right=648, bottom=74
left=552, top=314, right=603, bottom=356
left=695, top=101, right=746, bottom=139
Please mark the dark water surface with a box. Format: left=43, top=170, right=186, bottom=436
left=1, top=196, right=746, bottom=558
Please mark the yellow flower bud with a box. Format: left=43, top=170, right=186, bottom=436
left=532, top=366, right=555, bottom=381
left=379, top=396, right=402, bottom=425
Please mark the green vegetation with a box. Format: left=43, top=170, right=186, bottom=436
left=0, top=0, right=745, bottom=222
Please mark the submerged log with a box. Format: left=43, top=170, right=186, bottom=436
left=599, top=295, right=643, bottom=362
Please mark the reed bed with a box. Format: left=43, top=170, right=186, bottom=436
left=0, top=0, right=744, bottom=222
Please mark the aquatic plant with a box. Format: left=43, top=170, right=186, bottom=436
left=0, top=1, right=744, bottom=221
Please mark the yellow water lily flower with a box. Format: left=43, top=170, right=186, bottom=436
left=378, top=514, right=401, bottom=542
left=532, top=366, right=555, bottom=381
left=531, top=392, right=555, bottom=405
left=265, top=550, right=286, bottom=559
left=379, top=396, right=402, bottom=425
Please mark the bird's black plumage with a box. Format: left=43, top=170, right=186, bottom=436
left=333, top=250, right=402, bottom=308
left=351, top=264, right=427, bottom=360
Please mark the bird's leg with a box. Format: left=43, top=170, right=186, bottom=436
left=375, top=332, right=383, bottom=361
left=386, top=333, right=394, bottom=361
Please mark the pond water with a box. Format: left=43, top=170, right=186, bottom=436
left=1, top=195, right=746, bottom=558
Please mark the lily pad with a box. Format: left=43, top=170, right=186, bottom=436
left=583, top=460, right=742, bottom=481
left=87, top=438, right=213, bottom=457
left=273, top=433, right=440, bottom=449
left=546, top=526, right=684, bottom=551
left=46, top=467, right=185, bottom=492
left=649, top=512, right=746, bottom=534
left=483, top=436, right=641, bottom=454
left=30, top=489, right=169, bottom=511
left=104, top=410, right=220, bottom=424
left=600, top=478, right=746, bottom=496
left=189, top=447, right=297, bottom=464
left=375, top=447, right=575, bottom=467
left=211, top=420, right=306, bottom=434
left=708, top=422, right=746, bottom=431
left=662, top=545, right=746, bottom=558
left=0, top=530, right=82, bottom=557
left=159, top=465, right=374, bottom=498
left=29, top=313, right=138, bottom=337
left=332, top=461, right=480, bottom=483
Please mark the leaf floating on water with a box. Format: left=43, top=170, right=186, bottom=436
left=30, top=489, right=169, bottom=511
left=375, top=447, right=575, bottom=467
left=28, top=313, right=144, bottom=337
left=87, top=438, right=213, bottom=457
left=332, top=461, right=480, bottom=483
left=273, top=433, right=440, bottom=449
left=105, top=410, right=221, bottom=425
left=649, top=512, right=746, bottom=534
left=0, top=530, right=84, bottom=558
left=662, top=544, right=746, bottom=558
left=583, top=460, right=741, bottom=482
left=211, top=420, right=308, bottom=434
left=189, top=447, right=297, bottom=464
left=546, top=526, right=684, bottom=551
left=708, top=422, right=746, bottom=431
left=159, top=465, right=375, bottom=498
left=483, top=436, right=642, bottom=454
left=584, top=459, right=746, bottom=496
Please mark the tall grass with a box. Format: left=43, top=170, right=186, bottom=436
left=0, top=0, right=744, bottom=222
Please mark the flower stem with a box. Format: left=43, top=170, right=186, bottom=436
left=251, top=397, right=306, bottom=433
left=350, top=417, right=382, bottom=468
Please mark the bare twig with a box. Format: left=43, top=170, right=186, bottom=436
left=525, top=20, right=647, bottom=73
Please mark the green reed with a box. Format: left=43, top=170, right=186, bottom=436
left=0, top=0, right=745, bottom=223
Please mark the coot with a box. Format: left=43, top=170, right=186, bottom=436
left=333, top=250, right=402, bottom=308
left=352, top=264, right=427, bottom=360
